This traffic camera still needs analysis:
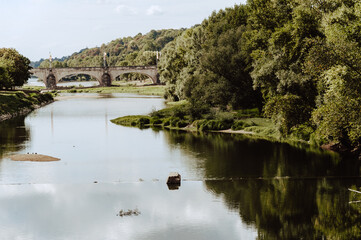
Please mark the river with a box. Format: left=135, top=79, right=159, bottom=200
left=0, top=93, right=360, bottom=239
left=26, top=77, right=99, bottom=87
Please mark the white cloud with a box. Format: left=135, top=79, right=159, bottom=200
left=146, top=5, right=163, bottom=16
left=115, top=4, right=138, bottom=15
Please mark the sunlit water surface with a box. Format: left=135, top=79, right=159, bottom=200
left=0, top=93, right=360, bottom=239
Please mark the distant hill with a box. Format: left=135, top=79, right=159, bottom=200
left=33, top=29, right=184, bottom=69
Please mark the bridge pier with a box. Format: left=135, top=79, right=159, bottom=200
left=46, top=72, right=56, bottom=89
left=101, top=73, right=111, bottom=87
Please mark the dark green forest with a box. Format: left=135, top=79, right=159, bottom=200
left=158, top=0, right=361, bottom=153
left=35, top=29, right=183, bottom=81
left=36, top=29, right=184, bottom=68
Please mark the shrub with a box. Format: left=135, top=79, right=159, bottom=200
left=162, top=117, right=171, bottom=126
left=15, top=91, right=26, bottom=99
left=290, top=124, right=315, bottom=141
left=264, top=94, right=312, bottom=136
left=231, top=120, right=252, bottom=130
left=171, top=106, right=187, bottom=119
left=150, top=117, right=163, bottom=125
left=235, top=108, right=260, bottom=118
left=198, top=119, right=233, bottom=131
left=137, top=117, right=150, bottom=126
left=177, top=120, right=189, bottom=128
left=169, top=117, right=180, bottom=127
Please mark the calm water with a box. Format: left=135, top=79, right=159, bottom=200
left=26, top=77, right=98, bottom=87
left=0, top=93, right=360, bottom=239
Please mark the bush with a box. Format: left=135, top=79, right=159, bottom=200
left=169, top=117, right=181, bottom=127
left=171, top=106, right=187, bottom=119
left=264, top=95, right=312, bottom=136
left=290, top=124, right=315, bottom=141
left=235, top=108, right=260, bottom=118
left=194, top=120, right=207, bottom=130
left=150, top=117, right=163, bottom=125
left=198, top=119, right=233, bottom=131
left=214, top=111, right=234, bottom=122
left=231, top=120, right=252, bottom=130
left=15, top=91, right=26, bottom=99
left=162, top=117, right=171, bottom=126
left=177, top=120, right=189, bottom=128
left=137, top=117, right=150, bottom=126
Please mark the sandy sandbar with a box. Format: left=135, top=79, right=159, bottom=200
left=8, top=154, right=60, bottom=162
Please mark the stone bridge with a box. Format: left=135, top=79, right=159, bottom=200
left=30, top=66, right=159, bottom=89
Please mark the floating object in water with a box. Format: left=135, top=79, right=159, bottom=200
left=117, top=209, right=141, bottom=217
left=167, top=172, right=181, bottom=190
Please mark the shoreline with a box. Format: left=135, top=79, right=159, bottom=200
left=0, top=100, right=54, bottom=122
left=0, top=91, right=54, bottom=123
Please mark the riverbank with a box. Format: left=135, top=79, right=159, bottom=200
left=0, top=91, right=54, bottom=122
left=22, top=83, right=166, bottom=96
left=111, top=101, right=284, bottom=141
left=111, top=101, right=361, bottom=157
left=63, top=84, right=165, bottom=96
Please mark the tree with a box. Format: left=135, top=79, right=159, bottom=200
left=309, top=1, right=361, bottom=148
left=0, top=64, right=11, bottom=89
left=0, top=48, right=31, bottom=87
left=159, top=4, right=262, bottom=111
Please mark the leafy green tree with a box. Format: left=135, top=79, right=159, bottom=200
left=265, top=94, right=312, bottom=135
left=0, top=64, right=11, bottom=89
left=159, top=5, right=262, bottom=111
left=309, top=1, right=361, bottom=148
left=0, top=48, right=31, bottom=87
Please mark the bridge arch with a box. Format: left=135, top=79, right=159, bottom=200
left=112, top=71, right=154, bottom=83
left=108, top=67, right=158, bottom=84
left=56, top=72, right=102, bottom=85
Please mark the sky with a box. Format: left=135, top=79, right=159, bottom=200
left=0, top=0, right=247, bottom=61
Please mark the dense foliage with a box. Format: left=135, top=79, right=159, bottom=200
left=37, top=30, right=180, bottom=65
left=35, top=29, right=183, bottom=81
left=158, top=0, right=361, bottom=150
left=0, top=48, right=31, bottom=89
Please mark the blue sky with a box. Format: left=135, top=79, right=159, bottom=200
left=0, top=0, right=247, bottom=61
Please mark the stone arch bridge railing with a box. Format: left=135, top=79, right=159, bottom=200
left=30, top=66, right=159, bottom=89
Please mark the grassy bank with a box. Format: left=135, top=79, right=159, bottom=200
left=64, top=85, right=166, bottom=96
left=0, top=91, right=54, bottom=120
left=22, top=84, right=166, bottom=96
left=111, top=101, right=284, bottom=141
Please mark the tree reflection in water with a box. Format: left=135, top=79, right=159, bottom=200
left=0, top=116, right=29, bottom=158
left=164, top=130, right=361, bottom=239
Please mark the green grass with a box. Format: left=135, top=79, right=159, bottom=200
left=0, top=91, right=54, bottom=115
left=20, top=86, right=46, bottom=91
left=111, top=115, right=150, bottom=127
left=22, top=82, right=166, bottom=96
left=61, top=85, right=166, bottom=96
